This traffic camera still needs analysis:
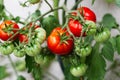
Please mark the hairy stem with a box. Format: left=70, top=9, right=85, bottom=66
left=62, top=0, right=67, bottom=25
left=72, top=0, right=83, bottom=10
left=53, top=0, right=60, bottom=20
left=45, top=0, right=53, bottom=10
left=7, top=55, right=18, bottom=77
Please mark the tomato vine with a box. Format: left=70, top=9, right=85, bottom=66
left=0, top=0, right=120, bottom=80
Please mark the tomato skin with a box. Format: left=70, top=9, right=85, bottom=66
left=0, top=20, right=19, bottom=41
left=34, top=28, right=46, bottom=44
left=85, top=20, right=96, bottom=35
left=25, top=43, right=41, bottom=56
left=75, top=45, right=92, bottom=57
left=77, top=7, right=96, bottom=22
left=0, top=42, right=14, bottom=55
left=70, top=64, right=87, bottom=77
left=68, top=19, right=84, bottom=37
left=19, top=34, right=28, bottom=43
left=94, top=28, right=110, bottom=43
left=47, top=27, right=74, bottom=55
left=13, top=48, right=26, bottom=57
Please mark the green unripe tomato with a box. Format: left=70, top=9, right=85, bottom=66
left=94, top=28, right=110, bottom=43
left=13, top=48, right=26, bottom=57
left=70, top=64, right=88, bottom=77
left=0, top=43, right=14, bottom=55
left=85, top=20, right=97, bottom=35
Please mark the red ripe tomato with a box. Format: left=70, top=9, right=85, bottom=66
left=0, top=20, right=19, bottom=41
left=19, top=34, right=28, bottom=43
left=29, top=22, right=40, bottom=29
left=71, top=7, right=96, bottom=22
left=77, top=6, right=96, bottom=22
left=47, top=27, right=74, bottom=55
left=68, top=19, right=86, bottom=37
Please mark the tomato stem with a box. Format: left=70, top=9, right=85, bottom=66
left=71, top=0, right=83, bottom=10
left=62, top=0, right=67, bottom=25
left=45, top=0, right=53, bottom=10
left=7, top=55, right=18, bottom=77
left=53, top=0, right=60, bottom=20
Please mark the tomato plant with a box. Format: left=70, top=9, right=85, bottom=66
left=0, top=0, right=120, bottom=80
left=47, top=27, right=74, bottom=55
left=0, top=20, right=19, bottom=41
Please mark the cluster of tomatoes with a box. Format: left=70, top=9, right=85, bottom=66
left=0, top=20, right=46, bottom=60
left=0, top=6, right=111, bottom=78
left=47, top=6, right=111, bottom=77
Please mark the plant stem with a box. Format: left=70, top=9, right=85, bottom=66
left=45, top=0, right=53, bottom=10
left=7, top=55, right=18, bottom=77
left=53, top=0, right=60, bottom=20
left=72, top=0, right=83, bottom=10
left=62, top=0, right=67, bottom=25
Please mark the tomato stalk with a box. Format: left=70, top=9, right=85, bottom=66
left=62, top=0, right=67, bottom=25
left=7, top=55, right=19, bottom=77
left=72, top=0, right=83, bottom=10
left=53, top=0, right=60, bottom=20
left=44, top=0, right=53, bottom=10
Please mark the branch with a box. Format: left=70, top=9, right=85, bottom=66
left=72, top=0, right=83, bottom=10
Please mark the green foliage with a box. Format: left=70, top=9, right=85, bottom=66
left=116, top=35, right=120, bottom=54
left=109, top=37, right=117, bottom=50
left=25, top=55, right=42, bottom=80
left=0, top=66, right=9, bottom=80
left=101, top=41, right=114, bottom=61
left=115, top=0, right=120, bottom=7
left=102, top=13, right=118, bottom=29
left=62, top=56, right=80, bottom=80
left=86, top=43, right=106, bottom=80
left=41, top=15, right=59, bottom=36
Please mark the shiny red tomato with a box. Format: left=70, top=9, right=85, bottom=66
left=47, top=27, right=74, bottom=55
left=68, top=19, right=86, bottom=37
left=78, top=6, right=96, bottom=22
left=19, top=34, right=28, bottom=43
left=0, top=20, right=19, bottom=41
left=71, top=7, right=96, bottom=22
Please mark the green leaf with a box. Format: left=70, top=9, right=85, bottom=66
left=116, top=35, right=120, bottom=54
left=62, top=56, right=80, bottom=80
left=115, top=0, right=120, bottom=7
left=0, top=66, right=9, bottom=79
left=41, top=15, right=59, bottom=36
left=86, top=43, right=106, bottom=80
left=92, top=0, right=96, bottom=5
left=102, top=14, right=118, bottom=29
left=31, top=10, right=41, bottom=20
left=109, top=37, right=117, bottom=50
left=25, top=55, right=42, bottom=80
left=101, top=41, right=114, bottom=61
